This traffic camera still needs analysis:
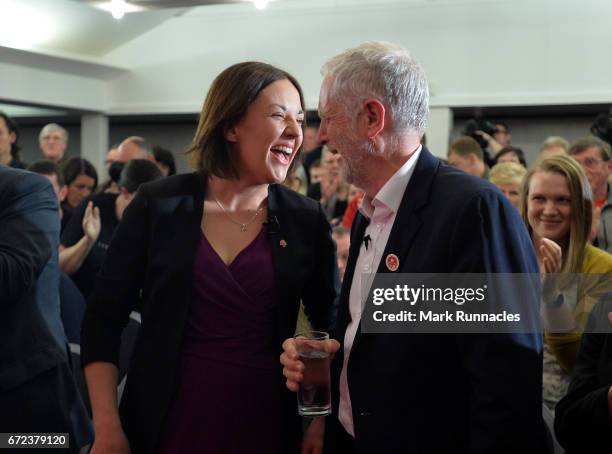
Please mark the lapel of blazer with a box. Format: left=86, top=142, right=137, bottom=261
left=175, top=172, right=206, bottom=305
left=349, top=147, right=440, bottom=351
left=266, top=185, right=292, bottom=344
left=336, top=212, right=369, bottom=343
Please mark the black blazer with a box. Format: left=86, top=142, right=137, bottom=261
left=328, top=148, right=546, bottom=453
left=0, top=166, right=67, bottom=390
left=81, top=172, right=337, bottom=453
left=555, top=293, right=612, bottom=453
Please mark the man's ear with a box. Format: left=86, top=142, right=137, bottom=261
left=363, top=99, right=385, bottom=139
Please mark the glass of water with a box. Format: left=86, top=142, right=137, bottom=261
left=294, top=330, right=332, bottom=417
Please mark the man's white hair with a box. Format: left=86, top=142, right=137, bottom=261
left=321, top=41, right=429, bottom=136
left=39, top=123, right=68, bottom=144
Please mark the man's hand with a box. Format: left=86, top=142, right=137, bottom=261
left=280, top=337, right=340, bottom=392
left=83, top=201, right=101, bottom=243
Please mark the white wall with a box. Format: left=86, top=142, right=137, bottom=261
left=102, top=0, right=612, bottom=114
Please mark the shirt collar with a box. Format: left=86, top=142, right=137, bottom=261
left=359, top=144, right=422, bottom=219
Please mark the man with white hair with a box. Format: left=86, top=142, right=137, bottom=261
left=281, top=42, right=545, bottom=453
left=117, top=136, right=152, bottom=162
left=39, top=123, right=68, bottom=162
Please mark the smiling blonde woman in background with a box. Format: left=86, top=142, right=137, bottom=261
left=519, top=154, right=612, bottom=409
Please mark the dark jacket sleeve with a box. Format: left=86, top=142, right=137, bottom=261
left=451, top=189, right=545, bottom=453
left=301, top=202, right=338, bottom=333
left=0, top=173, right=56, bottom=307
left=80, top=187, right=149, bottom=367
left=555, top=296, right=612, bottom=452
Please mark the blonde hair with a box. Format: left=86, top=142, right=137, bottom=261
left=490, top=162, right=527, bottom=187
left=519, top=155, right=593, bottom=273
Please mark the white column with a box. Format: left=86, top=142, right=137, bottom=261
left=81, top=114, right=109, bottom=180
left=426, top=107, right=453, bottom=159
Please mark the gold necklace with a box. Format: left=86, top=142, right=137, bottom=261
left=213, top=197, right=265, bottom=232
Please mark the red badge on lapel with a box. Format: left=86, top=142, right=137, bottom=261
left=386, top=254, right=399, bottom=272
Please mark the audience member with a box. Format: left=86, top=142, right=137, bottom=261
left=0, top=165, right=92, bottom=450
left=307, top=145, right=348, bottom=223
left=61, top=157, right=98, bottom=229
left=309, top=160, right=323, bottom=184
left=519, top=154, right=612, bottom=409
left=39, top=123, right=68, bottom=163
left=98, top=160, right=124, bottom=195
left=332, top=225, right=350, bottom=280
left=282, top=41, right=544, bottom=454
left=490, top=161, right=527, bottom=208
left=494, top=145, right=528, bottom=167
left=494, top=121, right=512, bottom=148
left=341, top=188, right=364, bottom=229
left=117, top=136, right=151, bottom=161
left=27, top=160, right=69, bottom=229
left=104, top=146, right=120, bottom=168
left=569, top=135, right=612, bottom=253
left=152, top=146, right=177, bottom=176
left=447, top=135, right=488, bottom=178
left=554, top=292, right=612, bottom=453
left=60, top=159, right=162, bottom=299
left=0, top=111, right=27, bottom=169
left=540, top=135, right=570, bottom=157
left=80, top=62, right=337, bottom=454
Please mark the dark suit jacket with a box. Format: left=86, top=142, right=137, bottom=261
left=555, top=293, right=612, bottom=453
left=0, top=166, right=67, bottom=390
left=81, top=172, right=337, bottom=453
left=329, top=148, right=545, bottom=453
left=0, top=166, right=92, bottom=446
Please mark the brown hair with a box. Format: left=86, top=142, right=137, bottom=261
left=569, top=135, right=611, bottom=162
left=519, top=155, right=593, bottom=273
left=449, top=136, right=483, bottom=160
left=187, top=61, right=306, bottom=179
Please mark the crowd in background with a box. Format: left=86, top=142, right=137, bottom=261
left=2, top=90, right=612, bottom=452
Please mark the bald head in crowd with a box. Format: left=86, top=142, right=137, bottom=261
left=39, top=123, right=68, bottom=162
left=118, top=136, right=151, bottom=162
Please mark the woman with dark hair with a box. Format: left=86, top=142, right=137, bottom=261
left=0, top=111, right=27, bottom=169
left=81, top=62, right=337, bottom=453
left=494, top=145, right=527, bottom=168
left=519, top=154, right=612, bottom=409
left=152, top=146, right=176, bottom=176
left=61, top=157, right=99, bottom=231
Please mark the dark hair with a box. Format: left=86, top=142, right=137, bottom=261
left=27, top=160, right=64, bottom=186
left=494, top=146, right=527, bottom=167
left=61, top=157, right=98, bottom=188
left=494, top=121, right=510, bottom=133
left=152, top=146, right=176, bottom=176
left=569, top=135, right=611, bottom=162
left=186, top=61, right=306, bottom=179
left=119, top=159, right=163, bottom=193
left=108, top=161, right=125, bottom=183
left=0, top=111, right=22, bottom=160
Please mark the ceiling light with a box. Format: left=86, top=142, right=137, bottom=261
left=253, top=0, right=269, bottom=10
left=111, top=0, right=126, bottom=19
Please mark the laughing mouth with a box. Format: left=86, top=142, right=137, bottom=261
left=270, top=145, right=293, bottom=158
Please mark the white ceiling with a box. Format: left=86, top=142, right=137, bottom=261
left=0, top=0, right=427, bottom=58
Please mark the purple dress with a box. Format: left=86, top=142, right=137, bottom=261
left=157, top=229, right=284, bottom=453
